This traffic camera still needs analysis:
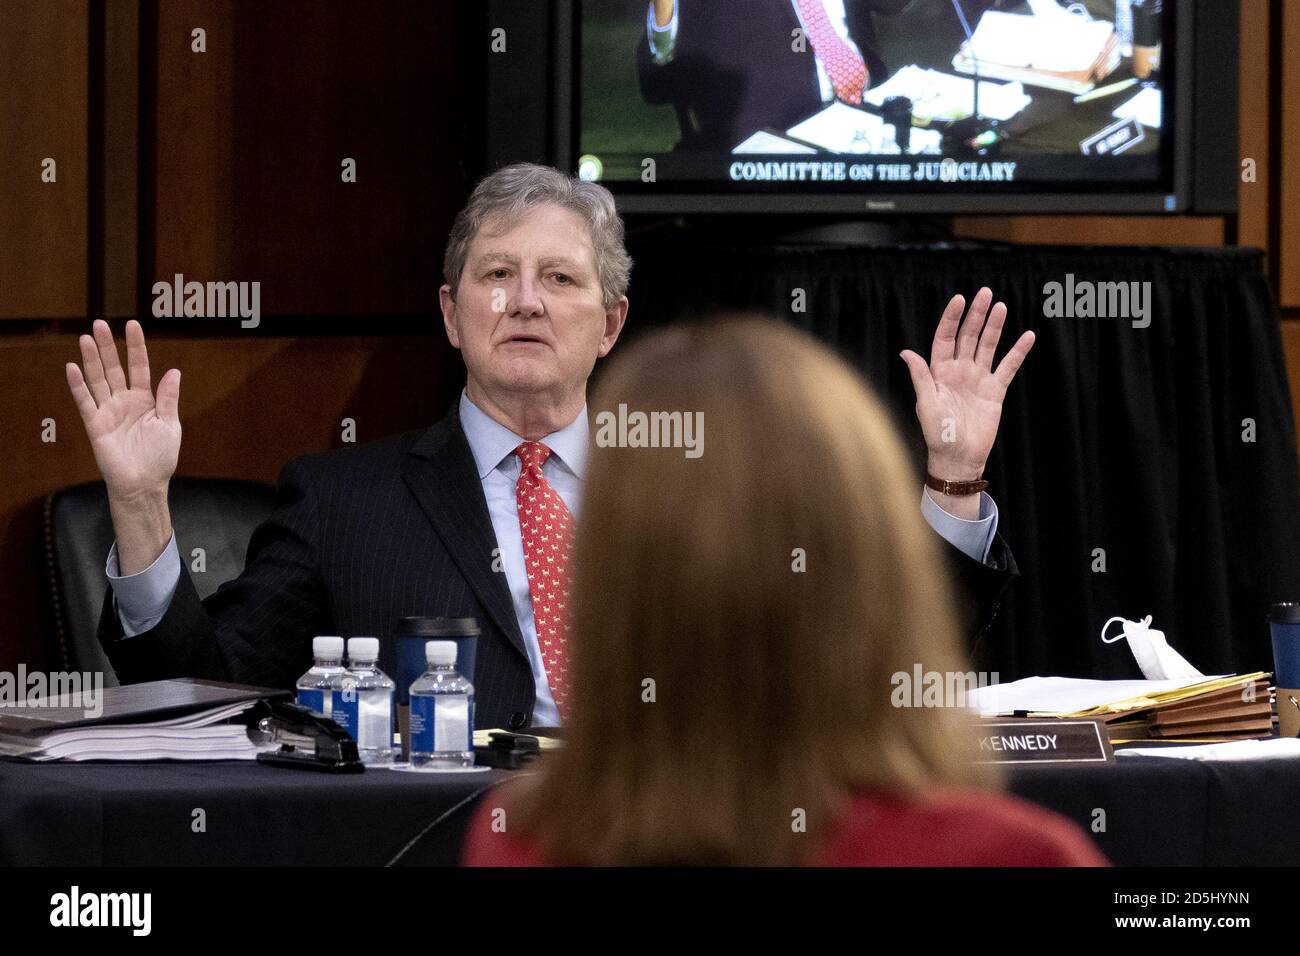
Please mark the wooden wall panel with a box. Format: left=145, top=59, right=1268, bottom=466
left=953, top=216, right=1226, bottom=247
left=148, top=0, right=452, bottom=317
left=149, top=1, right=235, bottom=290
left=1280, top=0, right=1300, bottom=306
left=0, top=0, right=89, bottom=319
left=100, top=0, right=140, bottom=318
left=1237, top=0, right=1271, bottom=254
left=0, top=0, right=468, bottom=670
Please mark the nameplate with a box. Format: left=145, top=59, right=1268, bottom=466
left=1079, top=116, right=1145, bottom=157
left=971, top=718, right=1114, bottom=765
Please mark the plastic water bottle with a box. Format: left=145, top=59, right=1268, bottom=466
left=340, top=637, right=395, bottom=764
left=408, top=640, right=475, bottom=769
left=296, top=636, right=347, bottom=718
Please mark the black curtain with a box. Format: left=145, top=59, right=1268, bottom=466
left=622, top=239, right=1300, bottom=681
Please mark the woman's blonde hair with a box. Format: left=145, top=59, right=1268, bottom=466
left=511, top=314, right=1001, bottom=865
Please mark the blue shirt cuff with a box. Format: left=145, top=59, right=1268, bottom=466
left=646, top=1, right=678, bottom=64
left=106, top=533, right=182, bottom=637
left=920, top=489, right=999, bottom=564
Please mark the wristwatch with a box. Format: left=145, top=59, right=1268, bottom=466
left=925, top=474, right=989, bottom=497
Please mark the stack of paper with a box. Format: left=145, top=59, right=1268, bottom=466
left=1117, top=738, right=1300, bottom=761
left=1115, top=676, right=1273, bottom=742
left=1112, top=86, right=1162, bottom=129
left=0, top=678, right=285, bottom=761
left=732, top=131, right=817, bottom=155
left=0, top=701, right=265, bottom=761
left=953, top=10, right=1121, bottom=94
left=785, top=102, right=942, bottom=155
left=863, top=65, right=1032, bottom=123
left=968, top=673, right=1275, bottom=744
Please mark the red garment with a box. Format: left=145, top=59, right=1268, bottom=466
left=461, top=786, right=1109, bottom=867
left=514, top=441, right=574, bottom=719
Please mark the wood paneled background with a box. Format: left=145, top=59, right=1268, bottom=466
left=0, top=0, right=466, bottom=669
left=0, top=0, right=1294, bottom=671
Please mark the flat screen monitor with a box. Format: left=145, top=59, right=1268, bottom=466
left=567, top=0, right=1193, bottom=213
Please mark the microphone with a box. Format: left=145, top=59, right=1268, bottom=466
left=943, top=0, right=1005, bottom=158
left=951, top=0, right=981, bottom=120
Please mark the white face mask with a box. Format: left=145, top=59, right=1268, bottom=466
left=1100, top=615, right=1205, bottom=682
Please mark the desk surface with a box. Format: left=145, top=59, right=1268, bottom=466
left=2, top=754, right=1296, bottom=866
left=0, top=760, right=517, bottom=866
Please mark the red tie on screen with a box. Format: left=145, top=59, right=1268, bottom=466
left=515, top=441, right=574, bottom=719
left=794, top=0, right=869, bottom=104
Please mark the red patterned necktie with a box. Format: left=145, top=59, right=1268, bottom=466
left=515, top=441, right=575, bottom=719
left=794, top=0, right=869, bottom=104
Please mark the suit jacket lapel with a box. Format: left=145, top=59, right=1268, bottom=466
left=402, top=404, right=527, bottom=661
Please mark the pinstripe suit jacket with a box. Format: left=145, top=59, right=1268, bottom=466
left=98, top=402, right=1018, bottom=729
left=97, top=402, right=538, bottom=730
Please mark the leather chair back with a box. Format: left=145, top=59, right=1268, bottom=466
left=44, top=478, right=275, bottom=685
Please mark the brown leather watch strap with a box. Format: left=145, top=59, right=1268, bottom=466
left=925, top=474, right=989, bottom=497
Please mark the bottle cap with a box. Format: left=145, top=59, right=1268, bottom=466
left=425, top=640, right=458, bottom=666
left=313, top=636, right=345, bottom=659
left=347, top=637, right=380, bottom=661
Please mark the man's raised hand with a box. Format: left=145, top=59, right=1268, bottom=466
left=66, top=319, right=181, bottom=573
left=899, top=288, right=1035, bottom=514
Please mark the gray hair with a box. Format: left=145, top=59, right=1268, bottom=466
left=443, top=163, right=632, bottom=311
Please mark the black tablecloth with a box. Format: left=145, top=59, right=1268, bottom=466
left=0, top=760, right=515, bottom=866
left=1010, top=752, right=1300, bottom=865
left=2, top=752, right=1296, bottom=865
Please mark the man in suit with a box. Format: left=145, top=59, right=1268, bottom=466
left=638, top=0, right=913, bottom=150
left=65, top=163, right=1034, bottom=730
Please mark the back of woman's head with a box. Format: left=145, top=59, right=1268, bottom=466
left=514, top=314, right=999, bottom=865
